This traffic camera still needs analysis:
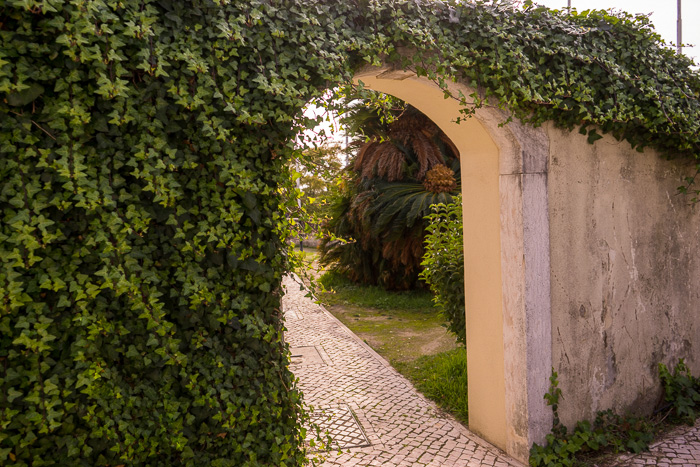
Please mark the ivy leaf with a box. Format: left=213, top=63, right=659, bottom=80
left=6, top=83, right=45, bottom=107
left=587, top=129, right=603, bottom=144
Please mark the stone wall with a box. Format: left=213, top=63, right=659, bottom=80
left=546, top=123, right=700, bottom=426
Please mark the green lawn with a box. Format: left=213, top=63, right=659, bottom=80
left=394, top=348, right=469, bottom=424
left=316, top=269, right=469, bottom=423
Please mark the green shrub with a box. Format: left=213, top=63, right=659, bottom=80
left=659, top=359, right=700, bottom=424
left=420, top=197, right=466, bottom=344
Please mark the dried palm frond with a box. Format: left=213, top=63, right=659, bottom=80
left=348, top=190, right=375, bottom=243
left=354, top=140, right=379, bottom=171
left=420, top=120, right=440, bottom=139
left=376, top=145, right=405, bottom=181
left=378, top=232, right=424, bottom=286
left=438, top=133, right=460, bottom=160
left=358, top=143, right=386, bottom=179
left=411, top=130, right=444, bottom=180
left=387, top=112, right=416, bottom=146
left=387, top=147, right=406, bottom=182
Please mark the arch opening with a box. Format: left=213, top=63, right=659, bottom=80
left=352, top=65, right=554, bottom=462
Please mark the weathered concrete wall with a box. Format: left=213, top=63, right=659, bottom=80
left=547, top=123, right=700, bottom=427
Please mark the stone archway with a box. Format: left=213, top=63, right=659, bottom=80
left=354, top=65, right=553, bottom=461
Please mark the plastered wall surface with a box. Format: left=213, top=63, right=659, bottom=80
left=547, top=123, right=700, bottom=427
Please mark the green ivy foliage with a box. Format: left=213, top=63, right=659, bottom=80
left=530, top=371, right=654, bottom=467
left=0, top=1, right=347, bottom=465
left=531, top=362, right=700, bottom=466
left=659, top=359, right=700, bottom=424
left=2, top=0, right=700, bottom=465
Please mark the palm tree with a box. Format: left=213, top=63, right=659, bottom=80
left=319, top=102, right=461, bottom=290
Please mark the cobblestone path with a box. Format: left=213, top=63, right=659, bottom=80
left=282, top=276, right=524, bottom=467
left=614, top=421, right=700, bottom=466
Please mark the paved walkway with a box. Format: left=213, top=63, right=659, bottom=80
left=282, top=276, right=524, bottom=467
left=613, top=422, right=700, bottom=466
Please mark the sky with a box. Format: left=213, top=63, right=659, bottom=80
left=533, top=0, right=699, bottom=65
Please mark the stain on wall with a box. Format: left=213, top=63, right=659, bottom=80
left=546, top=124, right=700, bottom=427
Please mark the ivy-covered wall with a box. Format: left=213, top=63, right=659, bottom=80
left=2, top=0, right=699, bottom=465
left=0, top=1, right=349, bottom=465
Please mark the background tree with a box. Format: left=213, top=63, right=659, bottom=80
left=294, top=143, right=345, bottom=221
left=320, top=99, right=461, bottom=290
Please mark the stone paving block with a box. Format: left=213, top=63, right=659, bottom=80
left=614, top=421, right=700, bottom=466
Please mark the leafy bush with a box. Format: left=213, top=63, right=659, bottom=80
left=530, top=371, right=654, bottom=467
left=659, top=359, right=700, bottom=424
left=420, top=197, right=466, bottom=344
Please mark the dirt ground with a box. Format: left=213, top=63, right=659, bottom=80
left=325, top=303, right=459, bottom=365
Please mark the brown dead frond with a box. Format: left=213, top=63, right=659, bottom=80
left=411, top=130, right=443, bottom=180
left=349, top=191, right=372, bottom=221
left=354, top=140, right=378, bottom=171
left=388, top=120, right=413, bottom=146
left=382, top=240, right=396, bottom=261
left=410, top=232, right=424, bottom=259
left=349, top=193, right=374, bottom=247
left=388, top=111, right=427, bottom=146
left=439, top=133, right=460, bottom=160
left=360, top=143, right=392, bottom=179
left=376, top=145, right=406, bottom=182
left=400, top=236, right=416, bottom=266
left=381, top=233, right=423, bottom=271
left=419, top=118, right=441, bottom=139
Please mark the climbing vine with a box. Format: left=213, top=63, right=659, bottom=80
left=1, top=0, right=699, bottom=465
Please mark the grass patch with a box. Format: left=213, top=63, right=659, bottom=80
left=294, top=246, right=319, bottom=256
left=329, top=302, right=456, bottom=363
left=319, top=270, right=434, bottom=311
left=304, top=265, right=467, bottom=424
left=394, top=348, right=469, bottom=424
left=314, top=268, right=468, bottom=424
